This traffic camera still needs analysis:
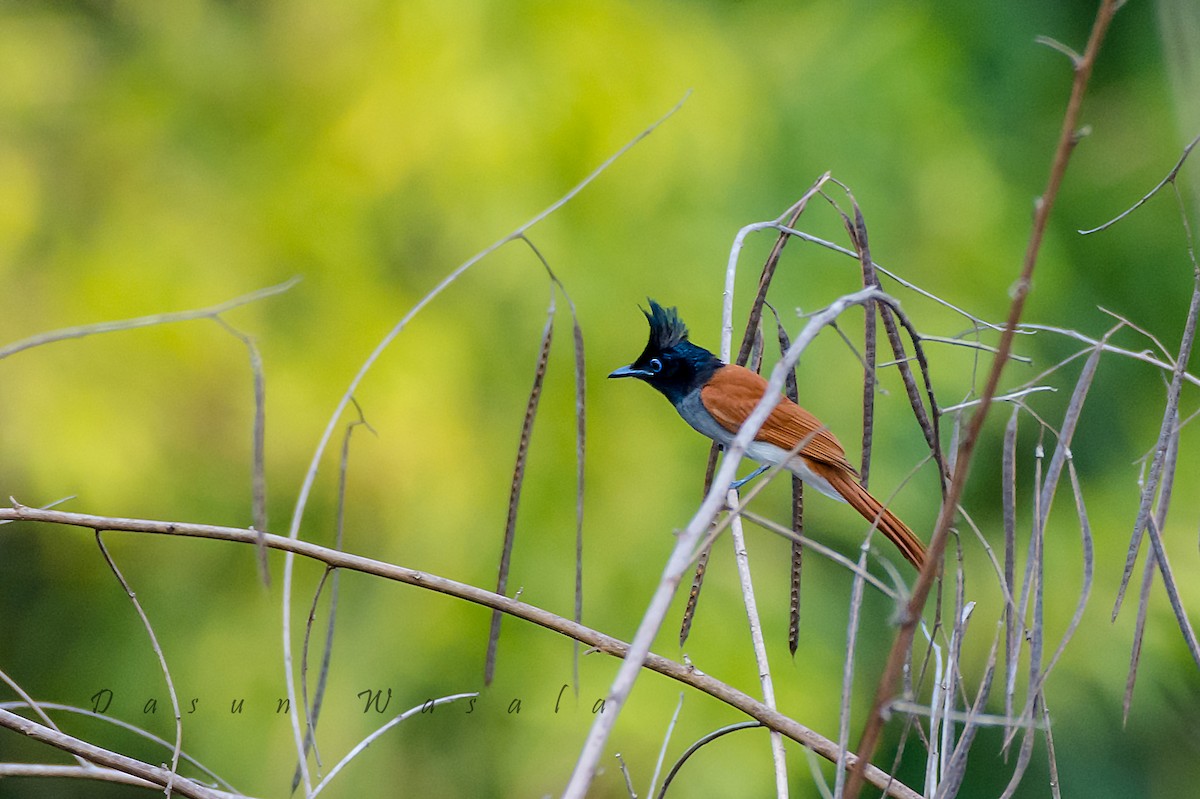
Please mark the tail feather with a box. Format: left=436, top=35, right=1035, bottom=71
left=815, top=463, right=927, bottom=569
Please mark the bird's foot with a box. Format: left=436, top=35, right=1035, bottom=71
left=730, top=465, right=768, bottom=491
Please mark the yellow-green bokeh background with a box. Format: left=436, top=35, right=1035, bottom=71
left=2, top=1, right=1199, bottom=797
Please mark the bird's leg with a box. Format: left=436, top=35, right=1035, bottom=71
left=730, top=464, right=768, bottom=490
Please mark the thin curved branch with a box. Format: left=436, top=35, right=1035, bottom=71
left=0, top=277, right=300, bottom=361
left=0, top=708, right=240, bottom=799
left=0, top=701, right=237, bottom=792
left=564, top=287, right=898, bottom=799
left=1079, top=130, right=1200, bottom=234
left=0, top=504, right=920, bottom=799
left=655, top=722, right=763, bottom=799
left=279, top=95, right=690, bottom=792
left=94, top=534, right=184, bottom=792
left=845, top=2, right=1120, bottom=794
left=309, top=693, right=476, bottom=797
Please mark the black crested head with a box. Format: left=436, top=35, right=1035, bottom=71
left=643, top=299, right=689, bottom=351
left=608, top=299, right=724, bottom=406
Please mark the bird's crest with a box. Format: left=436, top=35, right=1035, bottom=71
left=642, top=299, right=689, bottom=351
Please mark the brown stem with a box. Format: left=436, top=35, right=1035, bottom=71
left=0, top=504, right=921, bottom=799
left=843, top=2, right=1120, bottom=795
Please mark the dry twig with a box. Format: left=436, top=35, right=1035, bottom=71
left=845, top=3, right=1121, bottom=794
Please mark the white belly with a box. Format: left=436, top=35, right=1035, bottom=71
left=744, top=440, right=846, bottom=503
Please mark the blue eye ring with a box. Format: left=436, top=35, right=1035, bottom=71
left=647, top=358, right=663, bottom=373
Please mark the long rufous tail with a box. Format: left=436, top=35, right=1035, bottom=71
left=815, top=463, right=927, bottom=569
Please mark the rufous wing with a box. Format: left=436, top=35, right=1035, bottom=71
left=700, top=364, right=926, bottom=569
left=699, top=364, right=855, bottom=471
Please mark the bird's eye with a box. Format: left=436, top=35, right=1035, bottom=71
left=647, top=358, right=663, bottom=373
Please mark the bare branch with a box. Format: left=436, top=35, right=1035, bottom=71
left=0, top=504, right=921, bottom=799
left=647, top=693, right=685, bottom=799
left=95, top=534, right=184, bottom=792
left=0, top=701, right=237, bottom=791
left=1079, top=130, right=1200, bottom=234
left=655, top=722, right=763, bottom=799
left=309, top=693, right=477, bottom=797
left=280, top=94, right=689, bottom=792
left=728, top=497, right=789, bottom=798
left=0, top=277, right=299, bottom=360
left=0, top=708, right=239, bottom=799
left=846, top=3, right=1121, bottom=794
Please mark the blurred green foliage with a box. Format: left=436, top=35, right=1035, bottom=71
left=1, top=1, right=1199, bottom=797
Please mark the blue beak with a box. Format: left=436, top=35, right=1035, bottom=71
left=608, top=364, right=649, bottom=379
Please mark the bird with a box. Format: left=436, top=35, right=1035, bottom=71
left=608, top=299, right=926, bottom=569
